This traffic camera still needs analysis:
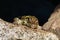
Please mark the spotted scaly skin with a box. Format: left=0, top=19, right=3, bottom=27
left=13, top=15, right=40, bottom=29
left=21, top=15, right=39, bottom=29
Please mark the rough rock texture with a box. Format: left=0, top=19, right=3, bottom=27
left=43, top=5, right=60, bottom=40
left=0, top=18, right=59, bottom=40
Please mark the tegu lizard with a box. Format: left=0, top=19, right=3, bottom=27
left=13, top=15, right=41, bottom=29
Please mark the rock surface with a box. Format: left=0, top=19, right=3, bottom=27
left=0, top=18, right=59, bottom=40
left=43, top=5, right=60, bottom=40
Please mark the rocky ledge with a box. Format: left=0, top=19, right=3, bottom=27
left=0, top=18, right=59, bottom=40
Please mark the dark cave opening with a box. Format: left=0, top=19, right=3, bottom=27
left=1, top=0, right=60, bottom=26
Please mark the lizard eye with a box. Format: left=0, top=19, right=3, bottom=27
left=27, top=18, right=29, bottom=20
left=25, top=17, right=29, bottom=20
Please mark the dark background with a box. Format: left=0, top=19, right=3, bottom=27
left=2, top=0, right=60, bottom=26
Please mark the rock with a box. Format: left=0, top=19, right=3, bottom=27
left=0, top=18, right=59, bottom=40
left=43, top=4, right=60, bottom=40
